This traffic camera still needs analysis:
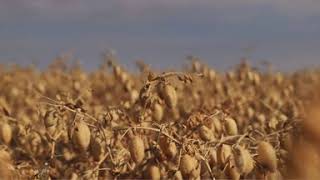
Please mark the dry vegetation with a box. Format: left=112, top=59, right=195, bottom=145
left=0, top=54, right=320, bottom=179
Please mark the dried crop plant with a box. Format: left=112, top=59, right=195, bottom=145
left=0, top=55, right=317, bottom=179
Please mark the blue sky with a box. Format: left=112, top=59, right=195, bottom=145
left=0, top=0, right=319, bottom=71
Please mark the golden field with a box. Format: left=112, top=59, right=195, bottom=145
left=0, top=55, right=320, bottom=179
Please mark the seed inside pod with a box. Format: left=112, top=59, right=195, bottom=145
left=44, top=110, right=58, bottom=128
left=208, top=149, right=218, bottom=167
left=159, top=84, right=177, bottom=108
left=63, top=147, right=76, bottom=161
left=128, top=135, right=145, bottom=164
left=191, top=60, right=201, bottom=72
left=113, top=65, right=122, bottom=78
left=0, top=123, right=12, bottom=145
left=0, top=150, right=11, bottom=163
left=152, top=103, right=164, bottom=122
left=190, top=162, right=201, bottom=180
left=26, top=131, right=43, bottom=156
left=147, top=165, right=161, bottom=180
left=233, top=146, right=255, bottom=175
left=212, top=117, right=223, bottom=135
left=256, top=113, right=266, bottom=124
left=70, top=173, right=78, bottom=180
left=257, top=141, right=277, bottom=172
left=159, top=137, right=177, bottom=159
left=226, top=160, right=241, bottom=180
left=258, top=170, right=283, bottom=180
left=217, top=144, right=232, bottom=168
left=47, top=125, right=57, bottom=137
left=246, top=107, right=255, bottom=119
left=225, top=117, right=238, bottom=135
left=130, top=89, right=139, bottom=103
left=208, top=69, right=216, bottom=81
left=179, top=154, right=198, bottom=178
left=120, top=72, right=129, bottom=83
left=199, top=125, right=215, bottom=141
left=0, top=150, right=14, bottom=179
left=72, top=121, right=91, bottom=151
left=173, top=170, right=183, bottom=180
